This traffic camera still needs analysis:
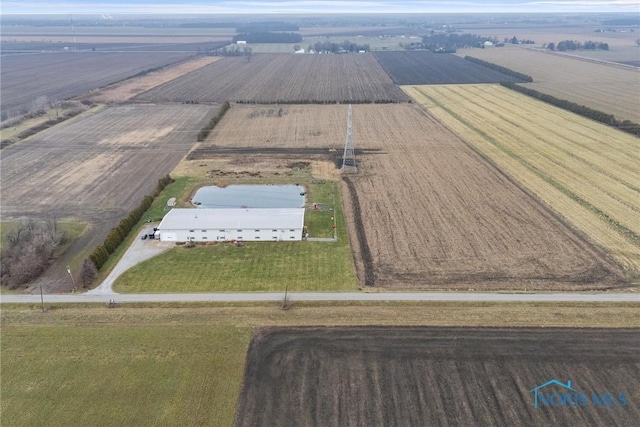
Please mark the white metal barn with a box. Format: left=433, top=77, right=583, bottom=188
left=156, top=208, right=305, bottom=242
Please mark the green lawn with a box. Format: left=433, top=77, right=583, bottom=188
left=1, top=316, right=250, bottom=427
left=115, top=240, right=357, bottom=293
left=114, top=179, right=357, bottom=293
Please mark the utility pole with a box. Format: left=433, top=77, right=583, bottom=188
left=40, top=283, right=45, bottom=312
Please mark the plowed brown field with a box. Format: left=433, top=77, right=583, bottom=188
left=236, top=327, right=640, bottom=427
left=135, top=53, right=408, bottom=104
left=1, top=103, right=216, bottom=289
left=345, top=104, right=622, bottom=290
left=194, top=104, right=623, bottom=290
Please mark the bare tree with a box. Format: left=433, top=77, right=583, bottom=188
left=1, top=219, right=66, bottom=289
left=79, top=258, right=98, bottom=288
left=30, top=96, right=49, bottom=116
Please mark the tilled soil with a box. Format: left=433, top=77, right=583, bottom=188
left=236, top=327, right=640, bottom=427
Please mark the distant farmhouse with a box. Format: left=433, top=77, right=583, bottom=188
left=156, top=208, right=305, bottom=242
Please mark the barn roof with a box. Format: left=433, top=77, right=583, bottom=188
left=157, top=208, right=305, bottom=230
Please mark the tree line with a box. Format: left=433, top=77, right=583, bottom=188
left=232, top=32, right=302, bottom=43
left=86, top=174, right=174, bottom=283
left=546, top=40, right=609, bottom=51
left=308, top=40, right=370, bottom=53
left=500, top=82, right=640, bottom=137
left=236, top=22, right=299, bottom=33
left=464, top=56, right=534, bottom=82
left=421, top=33, right=496, bottom=52
left=197, top=101, right=231, bottom=142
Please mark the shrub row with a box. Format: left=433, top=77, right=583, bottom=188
left=500, top=82, right=640, bottom=137
left=197, top=101, right=231, bottom=142
left=89, top=174, right=174, bottom=270
left=464, top=56, right=533, bottom=82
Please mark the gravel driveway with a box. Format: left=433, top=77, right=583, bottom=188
left=86, top=226, right=172, bottom=294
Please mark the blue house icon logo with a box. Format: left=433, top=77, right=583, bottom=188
left=530, top=379, right=628, bottom=409
left=529, top=379, right=577, bottom=409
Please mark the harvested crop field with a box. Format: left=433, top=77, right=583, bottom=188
left=135, top=53, right=409, bottom=103
left=236, top=327, right=640, bottom=427
left=0, top=103, right=216, bottom=289
left=373, top=51, right=526, bottom=85
left=0, top=51, right=194, bottom=115
left=406, top=84, right=640, bottom=278
left=343, top=104, right=623, bottom=290
left=457, top=46, right=640, bottom=122
left=189, top=104, right=346, bottom=160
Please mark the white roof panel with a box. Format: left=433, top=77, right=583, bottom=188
left=158, top=208, right=305, bottom=230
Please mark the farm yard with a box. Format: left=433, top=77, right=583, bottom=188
left=0, top=103, right=216, bottom=290
left=405, top=84, right=640, bottom=280
left=340, top=104, right=623, bottom=290
left=0, top=51, right=195, bottom=116
left=134, top=53, right=409, bottom=104
left=115, top=106, right=358, bottom=293
left=373, top=51, right=527, bottom=85
left=457, top=46, right=640, bottom=122
left=237, top=326, right=640, bottom=426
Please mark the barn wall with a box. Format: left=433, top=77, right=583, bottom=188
left=159, top=228, right=302, bottom=242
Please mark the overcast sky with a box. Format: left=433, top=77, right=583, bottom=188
left=2, top=0, right=639, bottom=14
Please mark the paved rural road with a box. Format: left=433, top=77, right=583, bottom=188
left=2, top=292, right=639, bottom=304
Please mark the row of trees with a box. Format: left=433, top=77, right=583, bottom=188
left=421, top=33, right=496, bottom=52
left=1, top=218, right=67, bottom=289
left=236, top=22, right=299, bottom=33
left=500, top=82, right=640, bottom=137
left=547, top=40, right=609, bottom=51
left=465, top=57, right=533, bottom=82
left=88, top=175, right=174, bottom=273
left=504, top=36, right=535, bottom=45
left=197, top=101, right=231, bottom=141
left=307, top=40, right=370, bottom=53
left=232, top=32, right=302, bottom=43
